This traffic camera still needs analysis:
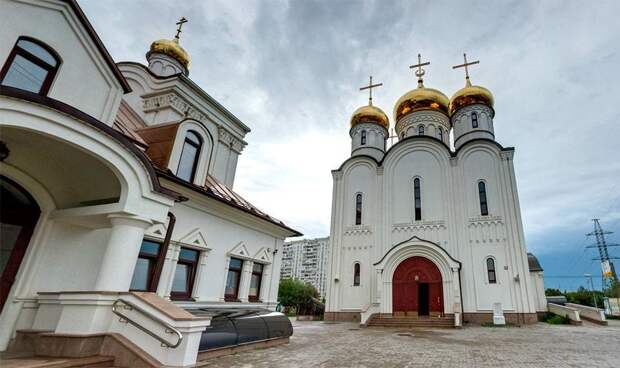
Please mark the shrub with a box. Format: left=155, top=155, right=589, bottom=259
left=541, top=312, right=570, bottom=325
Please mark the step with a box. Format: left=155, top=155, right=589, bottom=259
left=0, top=355, right=115, bottom=368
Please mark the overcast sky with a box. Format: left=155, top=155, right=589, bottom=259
left=80, top=0, right=620, bottom=290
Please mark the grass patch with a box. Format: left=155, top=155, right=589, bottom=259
left=541, top=312, right=571, bottom=325
left=605, top=314, right=620, bottom=320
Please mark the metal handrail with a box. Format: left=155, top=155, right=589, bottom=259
left=112, top=298, right=183, bottom=348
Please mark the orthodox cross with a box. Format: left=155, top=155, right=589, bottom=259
left=359, top=75, right=383, bottom=106
left=452, top=53, right=480, bottom=81
left=174, top=16, right=188, bottom=41
left=409, top=53, right=430, bottom=86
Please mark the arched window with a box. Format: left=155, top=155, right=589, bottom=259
left=0, top=37, right=61, bottom=95
left=486, top=258, right=497, bottom=284
left=355, top=193, right=363, bottom=225
left=418, top=125, right=425, bottom=135
left=401, top=132, right=405, bottom=139
left=361, top=130, right=367, bottom=145
left=353, top=263, right=361, bottom=286
left=414, top=178, right=421, bottom=221
left=437, top=129, right=443, bottom=141
left=478, top=181, right=489, bottom=216
left=177, top=130, right=202, bottom=182
left=472, top=112, right=479, bottom=128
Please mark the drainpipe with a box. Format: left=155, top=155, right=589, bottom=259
left=458, top=267, right=464, bottom=324
left=150, top=211, right=176, bottom=292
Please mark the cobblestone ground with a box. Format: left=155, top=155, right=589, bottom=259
left=207, top=319, right=620, bottom=368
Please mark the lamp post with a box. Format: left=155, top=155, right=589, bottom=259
left=584, top=273, right=598, bottom=309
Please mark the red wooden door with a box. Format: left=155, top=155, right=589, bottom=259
left=392, top=256, right=443, bottom=313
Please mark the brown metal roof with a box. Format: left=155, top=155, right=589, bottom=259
left=527, top=253, right=543, bottom=272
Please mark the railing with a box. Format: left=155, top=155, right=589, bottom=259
left=112, top=298, right=183, bottom=348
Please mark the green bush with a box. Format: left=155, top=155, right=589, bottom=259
left=541, top=312, right=571, bottom=325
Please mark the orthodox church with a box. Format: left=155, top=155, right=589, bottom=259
left=325, top=55, right=546, bottom=326
left=0, top=0, right=298, bottom=366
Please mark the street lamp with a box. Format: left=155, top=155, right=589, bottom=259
left=584, top=273, right=599, bottom=309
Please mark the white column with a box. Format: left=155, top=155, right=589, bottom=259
left=260, top=263, right=271, bottom=303
left=220, top=256, right=231, bottom=301
left=163, top=244, right=181, bottom=299
left=238, top=260, right=253, bottom=303
left=191, top=250, right=210, bottom=300
left=94, top=215, right=152, bottom=291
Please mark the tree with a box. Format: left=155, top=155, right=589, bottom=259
left=545, top=288, right=563, bottom=296
left=278, top=278, right=321, bottom=315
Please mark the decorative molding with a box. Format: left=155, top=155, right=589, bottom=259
left=344, top=225, right=373, bottom=236
left=500, top=150, right=514, bottom=161
left=395, top=110, right=449, bottom=136
left=252, top=247, right=272, bottom=264
left=467, top=216, right=504, bottom=227
left=218, top=126, right=246, bottom=153
left=332, top=170, right=343, bottom=180
left=350, top=123, right=387, bottom=137
left=376, top=166, right=384, bottom=175
left=228, top=241, right=251, bottom=258
left=144, top=223, right=167, bottom=239
left=392, top=220, right=446, bottom=233
left=451, top=104, right=494, bottom=122
left=142, top=92, right=207, bottom=122
left=177, top=227, right=210, bottom=249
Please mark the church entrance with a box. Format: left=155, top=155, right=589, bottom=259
left=392, top=256, right=443, bottom=316
left=0, top=175, right=40, bottom=311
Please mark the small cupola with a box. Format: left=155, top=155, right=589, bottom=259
left=147, top=17, right=191, bottom=77
left=349, top=76, right=389, bottom=161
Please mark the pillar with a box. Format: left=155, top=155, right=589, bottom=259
left=238, top=260, right=253, bottom=303
left=93, top=214, right=152, bottom=291
left=191, top=250, right=210, bottom=300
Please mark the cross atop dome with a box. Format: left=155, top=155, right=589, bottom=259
left=174, top=16, right=188, bottom=41
left=359, top=76, right=383, bottom=106
left=452, top=53, right=480, bottom=86
left=409, top=53, right=430, bottom=88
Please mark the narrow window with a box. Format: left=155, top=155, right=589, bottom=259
left=249, top=263, right=264, bottom=302
left=176, top=130, right=202, bottom=182
left=171, top=247, right=199, bottom=300
left=130, top=240, right=163, bottom=292
left=361, top=130, right=367, bottom=145
left=478, top=181, right=489, bottom=216
left=353, top=263, right=361, bottom=286
left=414, top=178, right=421, bottom=221
left=487, top=258, right=497, bottom=284
left=225, top=257, right=243, bottom=301
left=472, top=112, right=479, bottom=128
left=437, top=129, right=443, bottom=141
left=418, top=125, right=425, bottom=135
left=355, top=193, right=363, bottom=225
left=0, top=37, right=61, bottom=95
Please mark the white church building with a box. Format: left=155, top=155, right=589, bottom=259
left=0, top=0, right=299, bottom=366
left=325, top=56, right=546, bottom=327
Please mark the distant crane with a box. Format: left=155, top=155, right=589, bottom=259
left=586, top=219, right=619, bottom=289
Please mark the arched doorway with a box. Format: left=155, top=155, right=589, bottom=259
left=392, top=256, right=443, bottom=316
left=0, top=175, right=41, bottom=311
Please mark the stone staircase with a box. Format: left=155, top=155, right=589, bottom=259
left=366, top=314, right=455, bottom=328
left=0, top=352, right=117, bottom=368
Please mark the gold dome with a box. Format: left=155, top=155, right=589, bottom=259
left=449, top=79, right=494, bottom=116
left=148, top=39, right=190, bottom=69
left=394, top=84, right=450, bottom=122
left=350, top=104, right=389, bottom=130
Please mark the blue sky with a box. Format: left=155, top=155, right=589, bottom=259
left=80, top=0, right=620, bottom=291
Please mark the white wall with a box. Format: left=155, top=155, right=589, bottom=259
left=0, top=0, right=124, bottom=124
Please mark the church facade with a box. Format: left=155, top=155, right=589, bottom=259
left=0, top=0, right=299, bottom=366
left=325, top=58, right=546, bottom=326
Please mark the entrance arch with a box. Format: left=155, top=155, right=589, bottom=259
left=0, top=175, right=41, bottom=311
left=392, top=256, right=443, bottom=315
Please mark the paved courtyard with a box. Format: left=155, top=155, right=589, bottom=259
left=209, top=319, right=620, bottom=368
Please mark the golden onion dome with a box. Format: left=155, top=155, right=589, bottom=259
left=394, top=84, right=450, bottom=122
left=148, top=38, right=190, bottom=69
left=449, top=79, right=494, bottom=116
left=350, top=103, right=389, bottom=130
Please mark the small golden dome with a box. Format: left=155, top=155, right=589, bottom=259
left=449, top=79, right=494, bottom=116
left=148, top=39, right=190, bottom=69
left=394, top=85, right=450, bottom=122
left=350, top=104, right=389, bottom=130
